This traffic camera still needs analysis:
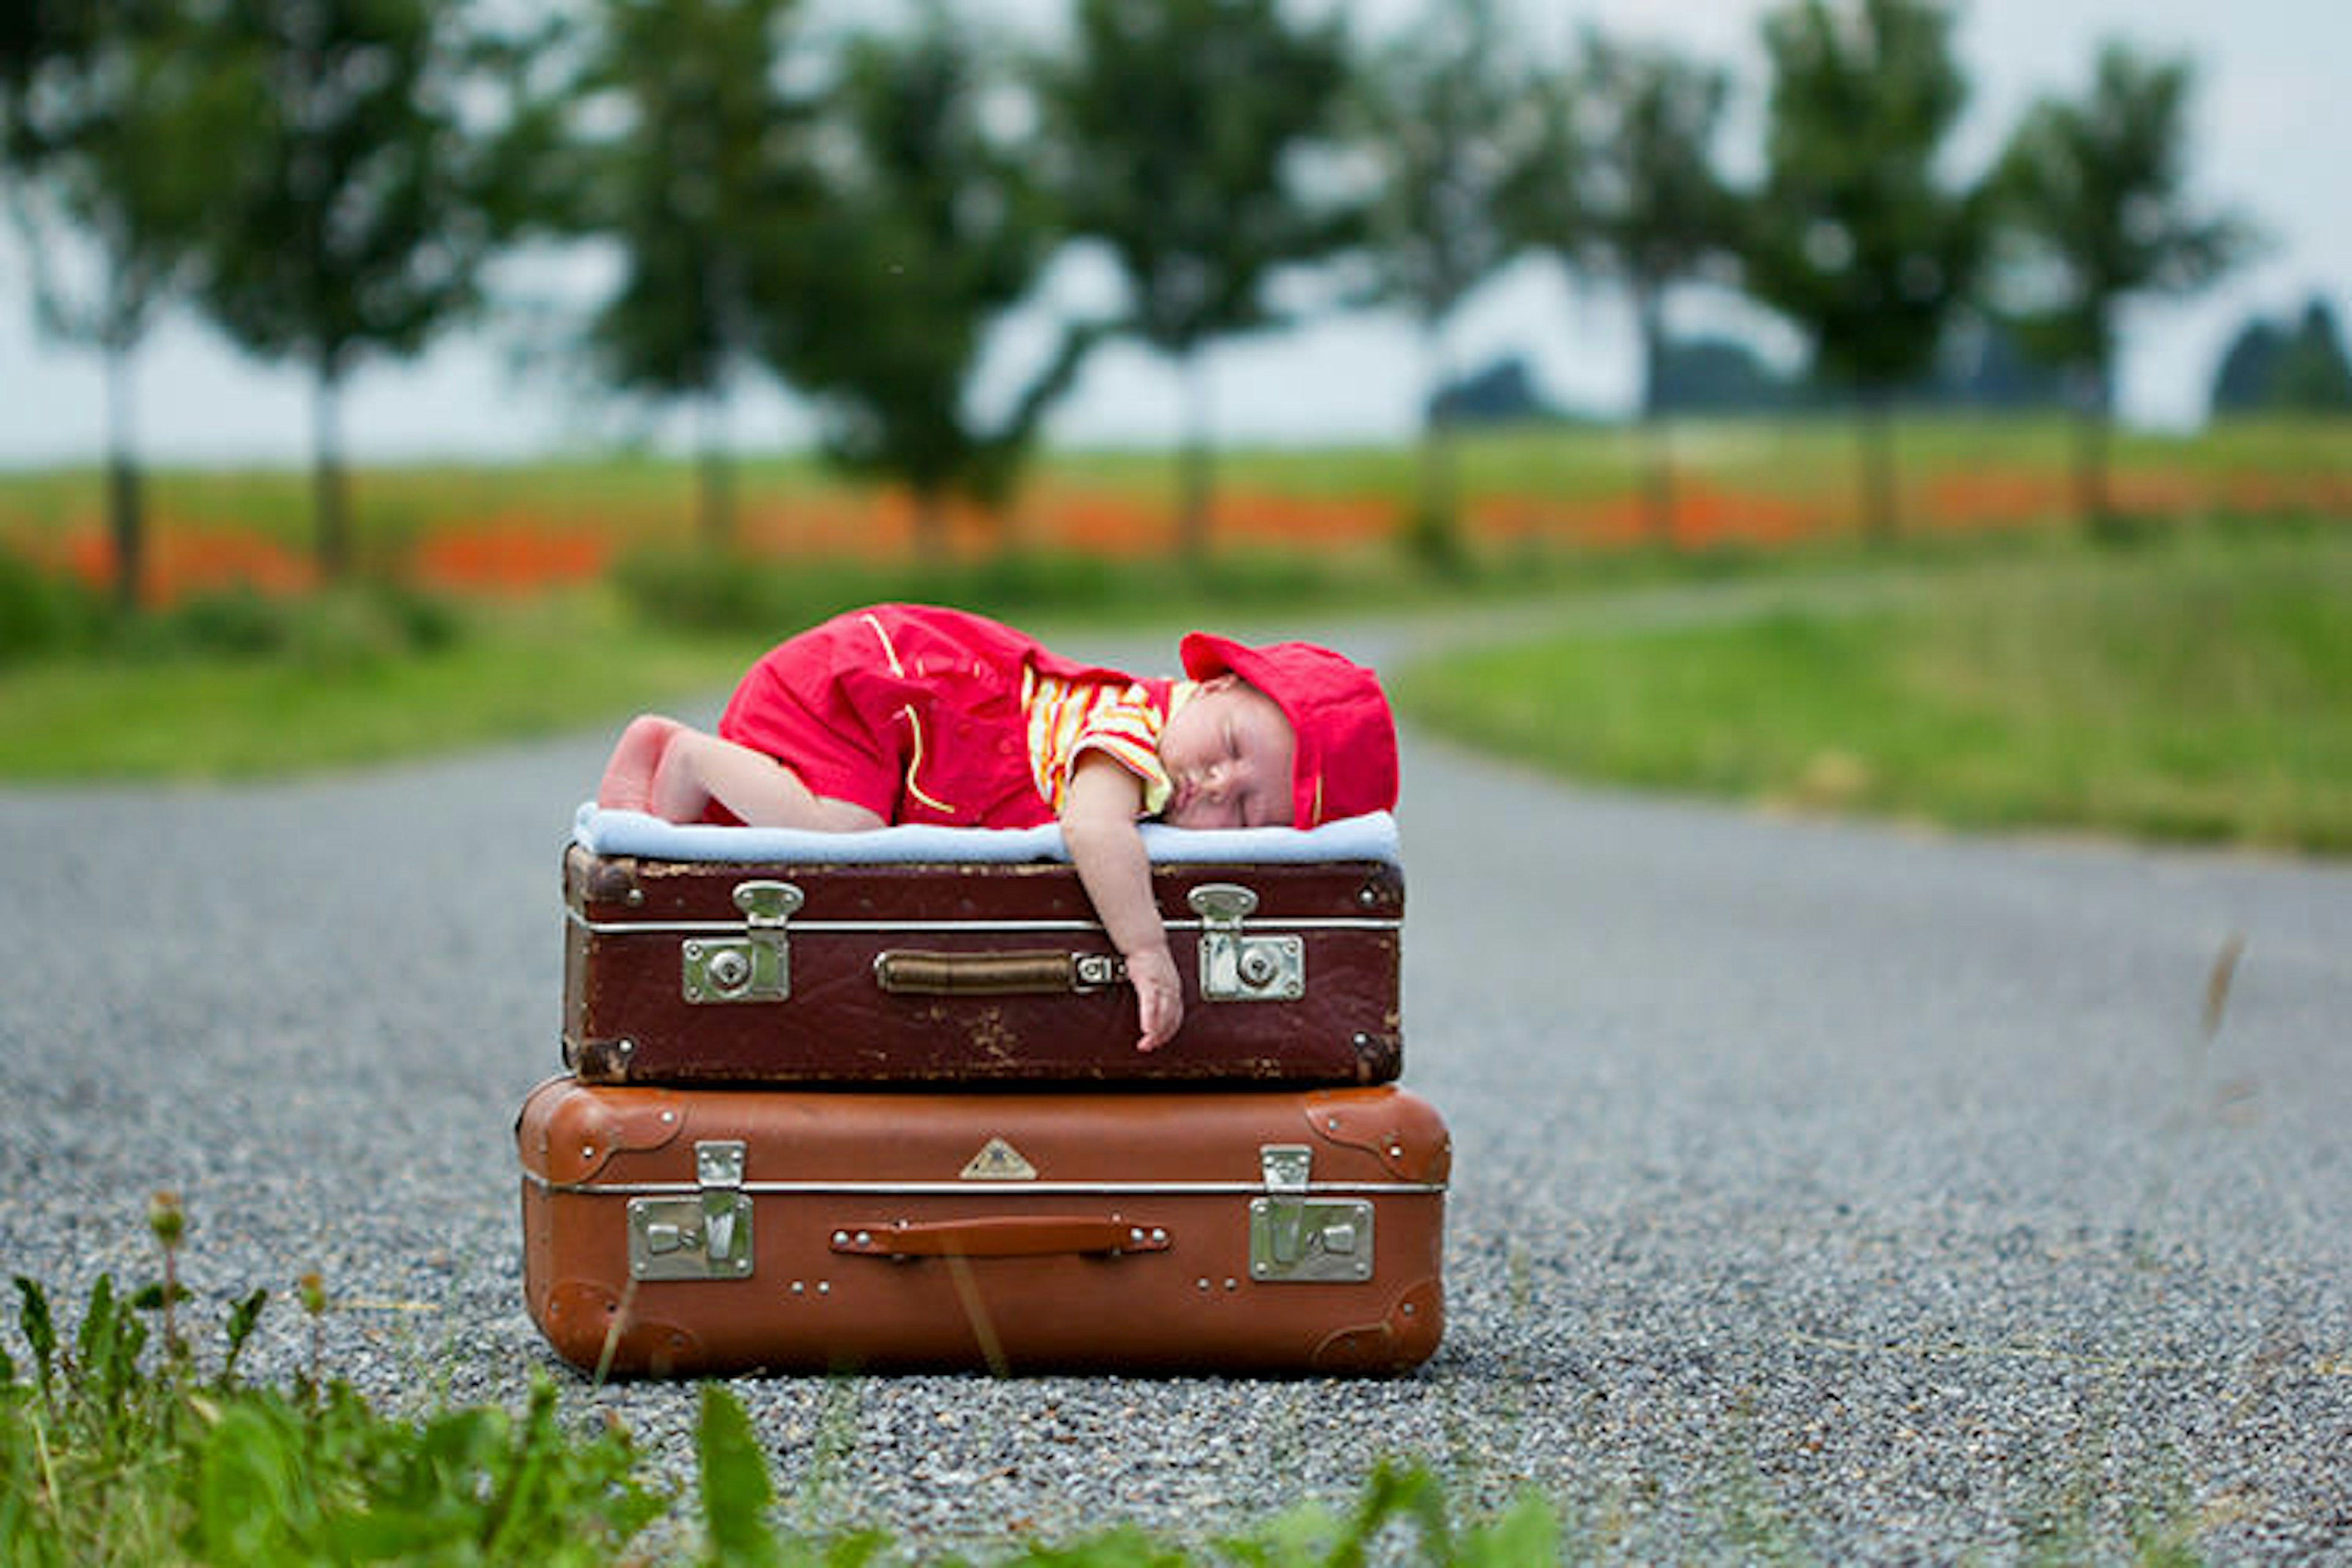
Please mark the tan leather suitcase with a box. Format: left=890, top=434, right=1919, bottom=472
left=516, top=1076, right=1448, bottom=1377
left=560, top=809, right=1406, bottom=1088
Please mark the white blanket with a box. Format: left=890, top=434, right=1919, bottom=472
left=573, top=804, right=1401, bottom=867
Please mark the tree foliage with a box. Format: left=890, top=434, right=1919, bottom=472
left=770, top=4, right=1090, bottom=549
left=1513, top=28, right=1743, bottom=542
left=179, top=0, right=510, bottom=578
left=1749, top=0, right=1986, bottom=539
left=1346, top=0, right=1532, bottom=563
left=1038, top=0, right=1355, bottom=557
left=2211, top=296, right=2352, bottom=415
left=0, top=0, right=2305, bottom=581
left=565, top=0, right=818, bottom=548
left=0, top=1, right=230, bottom=607
left=1991, top=43, right=2258, bottom=523
left=1556, top=31, right=1742, bottom=416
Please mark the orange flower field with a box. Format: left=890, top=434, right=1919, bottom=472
left=12, top=462, right=2352, bottom=608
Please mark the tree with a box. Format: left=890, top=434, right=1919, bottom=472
left=181, top=0, right=511, bottom=579
left=1512, top=28, right=1742, bottom=545
left=1747, top=0, right=1985, bottom=541
left=0, top=2, right=75, bottom=105
left=2270, top=300, right=2352, bottom=411
left=1991, top=43, right=2258, bottom=527
left=768, top=5, right=1093, bottom=552
left=1924, top=314, right=2070, bottom=410
left=1, top=2, right=227, bottom=609
left=2211, top=297, right=2352, bottom=415
left=560, top=0, right=816, bottom=551
left=1653, top=333, right=1809, bottom=415
left=2208, top=314, right=2287, bottom=416
left=1428, top=354, right=1565, bottom=425
left=1345, top=0, right=1532, bottom=565
left=1038, top=0, right=1355, bottom=559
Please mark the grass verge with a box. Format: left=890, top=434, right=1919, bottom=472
left=4, top=1210, right=1562, bottom=1567
left=0, top=589, right=760, bottom=782
left=1389, top=524, right=2352, bottom=854
left=0, top=544, right=1646, bottom=783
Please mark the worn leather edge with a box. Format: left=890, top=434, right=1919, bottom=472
left=516, top=1076, right=688, bottom=1185
left=1310, top=1275, right=1444, bottom=1374
left=1302, top=1088, right=1452, bottom=1183
left=534, top=1278, right=704, bottom=1379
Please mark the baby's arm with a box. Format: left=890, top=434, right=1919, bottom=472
left=1060, top=753, right=1182, bottom=1052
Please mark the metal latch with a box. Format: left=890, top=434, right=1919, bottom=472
left=628, top=1140, right=754, bottom=1281
left=682, top=881, right=802, bottom=1004
left=1189, top=884, right=1305, bottom=1003
left=1249, top=1144, right=1373, bottom=1283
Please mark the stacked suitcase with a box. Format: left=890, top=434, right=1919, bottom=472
left=518, top=807, right=1448, bottom=1377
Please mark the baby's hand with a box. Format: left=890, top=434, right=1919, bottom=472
left=1126, top=944, right=1183, bottom=1052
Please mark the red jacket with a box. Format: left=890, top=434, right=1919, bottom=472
left=718, top=603, right=1172, bottom=828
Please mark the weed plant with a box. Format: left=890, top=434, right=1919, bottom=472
left=0, top=543, right=109, bottom=665
left=2, top=1201, right=1563, bottom=1566
left=0, top=539, right=462, bottom=672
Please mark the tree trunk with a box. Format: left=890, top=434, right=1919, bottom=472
left=2073, top=364, right=2114, bottom=534
left=102, top=337, right=143, bottom=611
left=911, top=486, right=949, bottom=560
left=312, top=363, right=351, bottom=581
left=697, top=395, right=735, bottom=552
left=1176, top=347, right=1213, bottom=562
left=1416, top=320, right=1461, bottom=565
left=1635, top=286, right=1676, bottom=547
left=1858, top=390, right=1900, bottom=544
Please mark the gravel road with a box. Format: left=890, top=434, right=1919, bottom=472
left=3, top=610, right=2348, bottom=1562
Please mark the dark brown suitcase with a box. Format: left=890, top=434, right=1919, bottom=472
left=516, top=1076, right=1448, bottom=1377
left=560, top=819, right=1405, bottom=1087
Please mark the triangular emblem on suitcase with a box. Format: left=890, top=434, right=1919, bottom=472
left=960, top=1136, right=1038, bottom=1181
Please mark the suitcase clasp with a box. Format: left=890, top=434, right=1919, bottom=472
left=627, top=1140, right=754, bottom=1281
left=1250, top=1144, right=1373, bottom=1284
left=682, top=881, right=802, bottom=1005
left=1189, top=884, right=1304, bottom=1003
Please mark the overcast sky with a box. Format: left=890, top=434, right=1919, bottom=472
left=0, top=0, right=2341, bottom=469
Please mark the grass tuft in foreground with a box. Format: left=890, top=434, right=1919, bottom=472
left=2, top=1206, right=1562, bottom=1566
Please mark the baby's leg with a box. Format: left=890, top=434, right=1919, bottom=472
left=600, top=714, right=884, bottom=830
left=660, top=729, right=885, bottom=829
left=597, top=714, right=685, bottom=812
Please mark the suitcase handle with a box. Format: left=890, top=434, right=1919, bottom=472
left=873, top=949, right=1126, bottom=996
left=829, top=1216, right=1171, bottom=1259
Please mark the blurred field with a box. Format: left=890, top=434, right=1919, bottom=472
left=2, top=416, right=2348, bottom=603
left=2, top=415, right=2347, bottom=846
left=1392, top=523, right=2352, bottom=853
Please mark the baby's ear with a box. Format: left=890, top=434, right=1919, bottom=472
left=1199, top=673, right=1239, bottom=693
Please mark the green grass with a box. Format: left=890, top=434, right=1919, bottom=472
left=4, top=1239, right=1562, bottom=1567
left=0, top=589, right=763, bottom=782
left=1390, top=524, right=2352, bottom=853
left=0, top=546, right=1521, bottom=782
left=10, top=524, right=2352, bottom=855
left=1, top=1208, right=2218, bottom=1565
left=0, top=534, right=1702, bottom=783
left=4, top=417, right=2350, bottom=845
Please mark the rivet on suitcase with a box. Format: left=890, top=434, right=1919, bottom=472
left=516, top=1076, right=1449, bottom=1377
left=561, top=807, right=1407, bottom=1088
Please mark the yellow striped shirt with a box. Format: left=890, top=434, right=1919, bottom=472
left=1024, top=671, right=1189, bottom=816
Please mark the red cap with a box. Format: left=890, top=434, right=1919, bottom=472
left=1179, top=633, right=1398, bottom=827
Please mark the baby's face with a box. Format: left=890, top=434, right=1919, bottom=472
left=1158, top=676, right=1296, bottom=829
